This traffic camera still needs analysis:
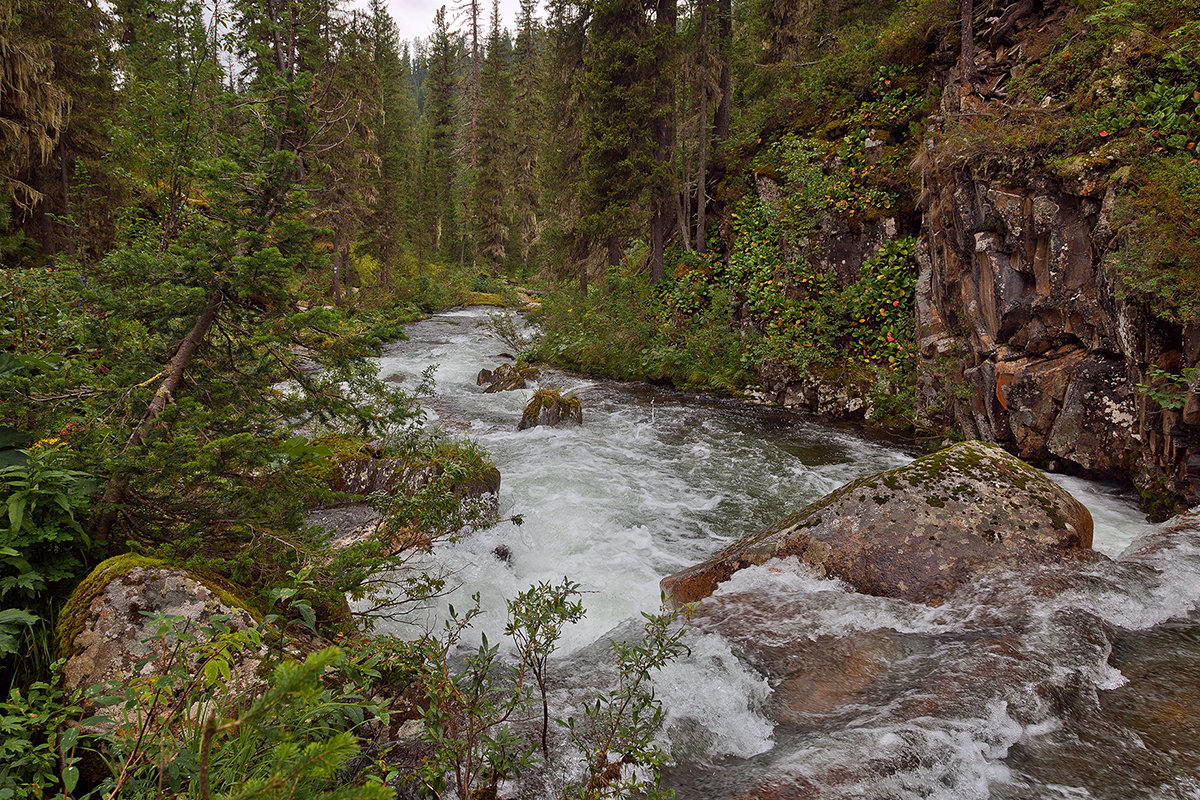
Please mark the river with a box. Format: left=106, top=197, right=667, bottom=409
left=367, top=307, right=1200, bottom=800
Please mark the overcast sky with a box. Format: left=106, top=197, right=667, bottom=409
left=372, top=0, right=530, bottom=43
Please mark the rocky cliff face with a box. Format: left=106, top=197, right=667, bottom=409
left=913, top=0, right=1200, bottom=514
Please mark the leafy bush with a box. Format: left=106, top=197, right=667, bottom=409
left=0, top=664, right=97, bottom=800
left=0, top=444, right=97, bottom=661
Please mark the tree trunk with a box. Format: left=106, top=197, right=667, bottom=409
left=332, top=248, right=343, bottom=306
left=650, top=205, right=666, bottom=282
left=92, top=292, right=224, bottom=544
left=696, top=83, right=707, bottom=253
left=714, top=0, right=732, bottom=142
left=649, top=0, right=677, bottom=284
left=961, top=0, right=976, bottom=85
left=61, top=154, right=75, bottom=258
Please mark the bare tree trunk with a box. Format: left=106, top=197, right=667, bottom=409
left=92, top=292, right=224, bottom=543
left=961, top=0, right=976, bottom=85
left=675, top=192, right=693, bottom=253
left=37, top=162, right=55, bottom=259
left=332, top=248, right=343, bottom=306
left=61, top=154, right=76, bottom=258
left=650, top=206, right=666, bottom=282
left=696, top=83, right=708, bottom=253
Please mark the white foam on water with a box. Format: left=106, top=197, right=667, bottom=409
left=358, top=309, right=1193, bottom=800
left=653, top=631, right=776, bottom=761
left=1047, top=473, right=1156, bottom=556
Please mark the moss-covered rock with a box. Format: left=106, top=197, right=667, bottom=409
left=57, top=555, right=262, bottom=695
left=461, top=291, right=507, bottom=307
left=662, top=441, right=1094, bottom=606
left=518, top=388, right=583, bottom=431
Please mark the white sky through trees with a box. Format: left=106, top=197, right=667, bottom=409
left=369, top=0, right=529, bottom=43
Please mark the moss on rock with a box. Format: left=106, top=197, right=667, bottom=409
left=56, top=554, right=259, bottom=663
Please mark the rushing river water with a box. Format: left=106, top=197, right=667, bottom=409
left=368, top=307, right=1200, bottom=800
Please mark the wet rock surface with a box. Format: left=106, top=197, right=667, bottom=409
left=911, top=0, right=1200, bottom=509
left=661, top=441, right=1093, bottom=605
left=477, top=362, right=540, bottom=392
left=518, top=388, right=583, bottom=430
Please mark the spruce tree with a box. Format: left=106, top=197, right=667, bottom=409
left=424, top=6, right=459, bottom=261
left=579, top=0, right=655, bottom=267
left=511, top=0, right=542, bottom=274
left=472, top=1, right=514, bottom=273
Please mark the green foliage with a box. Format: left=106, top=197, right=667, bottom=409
left=531, top=261, right=752, bottom=394
left=0, top=663, right=98, bottom=800
left=1107, top=155, right=1200, bottom=320
left=0, top=444, right=97, bottom=663
left=1136, top=365, right=1198, bottom=410
left=562, top=602, right=690, bottom=800
left=415, top=583, right=685, bottom=800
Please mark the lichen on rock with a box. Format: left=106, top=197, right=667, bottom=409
left=57, top=556, right=263, bottom=699
left=662, top=440, right=1094, bottom=606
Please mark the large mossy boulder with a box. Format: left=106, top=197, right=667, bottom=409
left=662, top=441, right=1094, bottom=606
left=518, top=388, right=583, bottom=431
left=57, top=555, right=262, bottom=695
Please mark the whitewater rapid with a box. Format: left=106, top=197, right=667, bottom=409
left=363, top=307, right=1198, bottom=800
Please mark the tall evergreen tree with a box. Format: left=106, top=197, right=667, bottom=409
left=510, top=0, right=542, bottom=273
left=365, top=0, right=419, bottom=288
left=0, top=0, right=69, bottom=245
left=472, top=1, right=514, bottom=272
left=539, top=0, right=590, bottom=291
left=10, top=0, right=116, bottom=263
left=647, top=0, right=676, bottom=281
left=579, top=0, right=655, bottom=267
left=424, top=6, right=459, bottom=260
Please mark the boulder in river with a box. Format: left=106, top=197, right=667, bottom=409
left=477, top=362, right=539, bottom=392
left=661, top=440, right=1093, bottom=606
left=518, top=387, right=583, bottom=431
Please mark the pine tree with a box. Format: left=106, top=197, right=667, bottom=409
left=648, top=0, right=677, bottom=281
left=424, top=6, right=459, bottom=261
left=366, top=0, right=419, bottom=288
left=0, top=2, right=69, bottom=219
left=539, top=0, right=589, bottom=291
left=8, top=0, right=116, bottom=263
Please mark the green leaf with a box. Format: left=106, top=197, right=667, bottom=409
left=58, top=726, right=79, bottom=754
left=62, top=765, right=79, bottom=794
left=7, top=495, right=26, bottom=532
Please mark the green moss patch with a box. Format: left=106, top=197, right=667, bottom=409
left=56, top=554, right=260, bottom=662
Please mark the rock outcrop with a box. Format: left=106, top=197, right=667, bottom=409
left=735, top=0, right=1199, bottom=513
left=57, top=556, right=262, bottom=696
left=661, top=441, right=1093, bottom=606
left=911, top=0, right=1200, bottom=512
left=749, top=360, right=874, bottom=420
left=518, top=388, right=583, bottom=431
left=337, top=455, right=501, bottom=526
